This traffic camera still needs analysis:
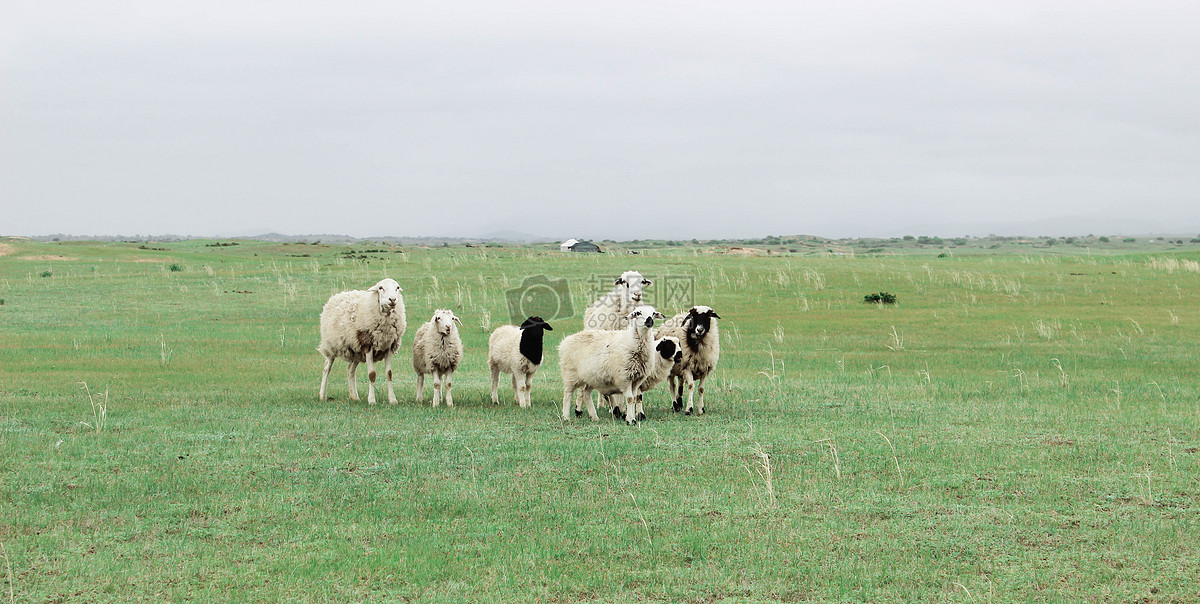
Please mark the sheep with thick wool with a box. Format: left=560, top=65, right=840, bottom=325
left=412, top=309, right=463, bottom=407
left=488, top=316, right=553, bottom=408
left=318, top=278, right=406, bottom=405
left=559, top=305, right=665, bottom=425
left=656, top=305, right=720, bottom=415
left=582, top=270, right=652, bottom=330
left=582, top=335, right=681, bottom=422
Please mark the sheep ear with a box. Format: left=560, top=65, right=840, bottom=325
left=369, top=284, right=381, bottom=292
left=642, top=278, right=652, bottom=286
left=653, top=311, right=667, bottom=320
left=452, top=315, right=462, bottom=326
left=708, top=310, right=720, bottom=319
left=614, top=278, right=625, bottom=286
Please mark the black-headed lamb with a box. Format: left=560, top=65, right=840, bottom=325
left=656, top=305, right=720, bottom=415
left=488, top=316, right=553, bottom=408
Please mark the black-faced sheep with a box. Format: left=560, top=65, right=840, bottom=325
left=656, top=305, right=720, bottom=415
left=318, top=278, right=406, bottom=405
left=488, top=316, right=553, bottom=408
left=412, top=309, right=463, bottom=407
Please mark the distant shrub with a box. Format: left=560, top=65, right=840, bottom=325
left=902, top=235, right=915, bottom=241
left=1124, top=238, right=1137, bottom=243
left=1099, top=236, right=1110, bottom=243
left=169, top=264, right=183, bottom=272
left=937, top=253, right=948, bottom=258
left=864, top=292, right=897, bottom=304
left=40, top=270, right=52, bottom=278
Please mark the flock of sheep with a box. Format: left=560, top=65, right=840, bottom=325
left=315, top=270, right=720, bottom=425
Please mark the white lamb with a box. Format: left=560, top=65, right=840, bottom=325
left=558, top=305, right=665, bottom=425
left=412, top=309, right=464, bottom=407
left=656, top=305, right=721, bottom=415
left=487, top=316, right=554, bottom=408
left=318, top=278, right=406, bottom=405
left=583, top=335, right=682, bottom=422
left=582, top=270, right=652, bottom=330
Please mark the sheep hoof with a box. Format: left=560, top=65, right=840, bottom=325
left=637, top=412, right=646, bottom=421
left=575, top=409, right=583, bottom=417
left=672, top=399, right=683, bottom=412
left=685, top=408, right=692, bottom=416
left=611, top=407, right=622, bottom=418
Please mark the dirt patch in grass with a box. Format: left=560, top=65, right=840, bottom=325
left=0, top=243, right=15, bottom=256
left=21, top=254, right=78, bottom=261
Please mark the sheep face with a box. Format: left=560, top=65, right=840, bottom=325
left=684, top=306, right=721, bottom=338
left=369, top=279, right=403, bottom=313
left=615, top=270, right=652, bottom=305
left=627, top=305, right=667, bottom=330
left=431, top=309, right=461, bottom=336
left=656, top=337, right=681, bottom=362
left=520, top=316, right=553, bottom=331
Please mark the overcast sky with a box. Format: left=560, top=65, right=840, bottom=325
left=2, top=1, right=1198, bottom=239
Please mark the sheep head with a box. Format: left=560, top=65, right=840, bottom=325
left=626, top=305, right=667, bottom=331
left=520, top=316, right=553, bottom=331
left=656, top=336, right=681, bottom=363
left=614, top=270, right=651, bottom=305
left=684, top=306, right=720, bottom=338
left=431, top=309, right=461, bottom=336
left=369, top=278, right=403, bottom=313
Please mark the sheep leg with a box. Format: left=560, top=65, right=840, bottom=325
left=580, top=387, right=599, bottom=422
left=365, top=351, right=378, bottom=405
left=635, top=394, right=645, bottom=422
left=683, top=372, right=696, bottom=415
left=444, top=372, right=454, bottom=407
left=511, top=374, right=521, bottom=407
left=415, top=372, right=425, bottom=403
left=319, top=357, right=334, bottom=401
left=431, top=371, right=442, bottom=407
left=623, top=387, right=638, bottom=425
left=347, top=361, right=360, bottom=401
left=489, top=365, right=500, bottom=404
left=561, top=387, right=575, bottom=421
left=516, top=374, right=528, bottom=408
left=608, top=394, right=622, bottom=418
left=523, top=374, right=534, bottom=408
left=384, top=352, right=397, bottom=404
left=669, top=375, right=683, bottom=412
left=575, top=387, right=586, bottom=416
left=695, top=374, right=706, bottom=415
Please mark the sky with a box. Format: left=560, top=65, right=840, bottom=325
left=2, top=1, right=1198, bottom=240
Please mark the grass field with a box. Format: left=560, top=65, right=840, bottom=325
left=2, top=236, right=1199, bottom=602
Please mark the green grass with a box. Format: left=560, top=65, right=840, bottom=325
left=2, top=237, right=1200, bottom=602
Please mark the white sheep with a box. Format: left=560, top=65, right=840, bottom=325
left=318, top=278, right=406, bottom=405
left=656, top=305, right=721, bottom=415
left=412, top=309, right=464, bottom=407
left=558, top=305, right=665, bottom=425
left=583, top=335, right=681, bottom=422
left=487, top=316, right=554, bottom=408
left=582, top=270, right=652, bottom=330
